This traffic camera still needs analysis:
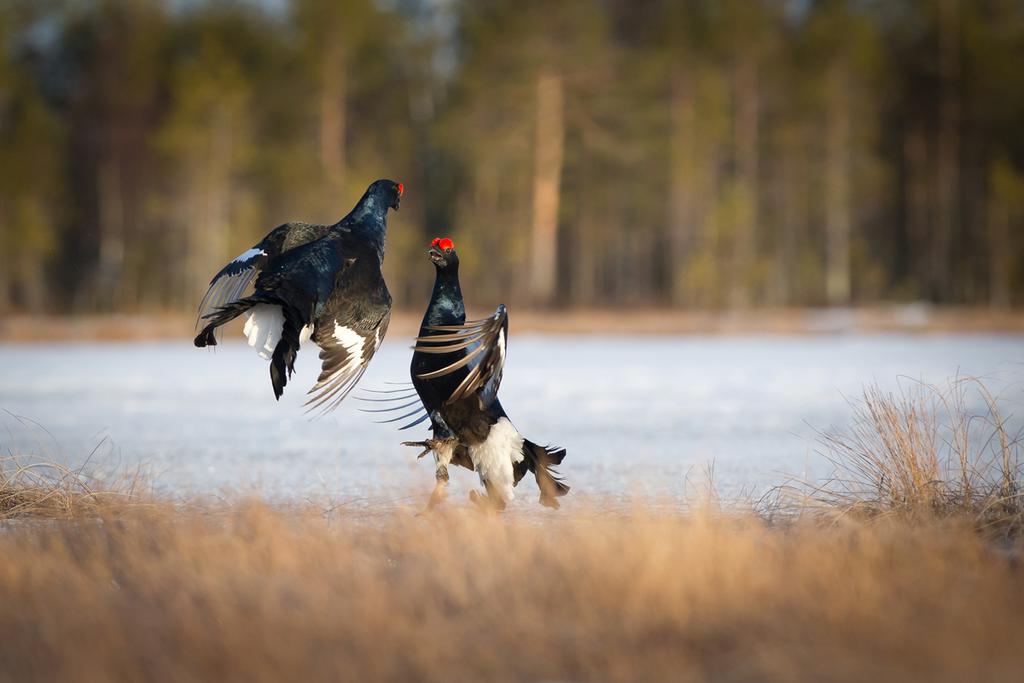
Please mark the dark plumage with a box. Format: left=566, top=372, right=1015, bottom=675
left=194, top=179, right=402, bottom=413
left=402, top=237, right=569, bottom=511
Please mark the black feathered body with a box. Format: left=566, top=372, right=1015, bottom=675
left=195, top=180, right=399, bottom=412
left=410, top=259, right=568, bottom=508
left=412, top=267, right=467, bottom=418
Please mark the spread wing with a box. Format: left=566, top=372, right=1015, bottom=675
left=304, top=294, right=392, bottom=416
left=195, top=222, right=327, bottom=333
left=412, top=304, right=508, bottom=405
left=196, top=246, right=270, bottom=328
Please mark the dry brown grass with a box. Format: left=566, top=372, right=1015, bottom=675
left=0, top=502, right=1022, bottom=682
left=769, top=378, right=1024, bottom=538
left=0, top=456, right=150, bottom=520
left=2, top=379, right=1023, bottom=681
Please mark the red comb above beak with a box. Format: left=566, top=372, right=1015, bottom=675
left=397, top=183, right=404, bottom=197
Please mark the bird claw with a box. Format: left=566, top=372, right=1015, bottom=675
left=401, top=440, right=432, bottom=459
left=402, top=438, right=456, bottom=461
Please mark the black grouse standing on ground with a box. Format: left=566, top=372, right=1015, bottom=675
left=396, top=237, right=569, bottom=511
left=194, top=179, right=402, bottom=413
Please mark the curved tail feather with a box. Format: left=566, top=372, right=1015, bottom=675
left=194, top=296, right=265, bottom=348
left=521, top=439, right=570, bottom=509
left=269, top=304, right=304, bottom=400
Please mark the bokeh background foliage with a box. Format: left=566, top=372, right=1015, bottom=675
left=1, top=0, right=1022, bottom=313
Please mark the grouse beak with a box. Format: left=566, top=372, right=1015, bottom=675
left=427, top=246, right=444, bottom=263
left=391, top=195, right=401, bottom=211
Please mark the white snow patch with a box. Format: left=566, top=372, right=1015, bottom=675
left=8, top=335, right=1024, bottom=500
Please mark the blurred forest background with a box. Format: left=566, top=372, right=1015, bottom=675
left=1, top=0, right=1022, bottom=315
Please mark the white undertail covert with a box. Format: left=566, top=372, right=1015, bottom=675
left=469, top=417, right=524, bottom=504
left=244, top=304, right=312, bottom=360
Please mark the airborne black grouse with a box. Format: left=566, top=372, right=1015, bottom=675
left=194, top=179, right=402, bottom=413
left=398, top=237, right=569, bottom=511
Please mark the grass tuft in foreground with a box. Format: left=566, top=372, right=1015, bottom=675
left=0, top=504, right=1021, bottom=681
left=0, top=456, right=150, bottom=520
left=769, top=377, right=1024, bottom=537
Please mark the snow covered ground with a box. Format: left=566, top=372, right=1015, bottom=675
left=1, top=334, right=1021, bottom=508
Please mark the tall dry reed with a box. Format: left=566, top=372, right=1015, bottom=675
left=770, top=378, right=1023, bottom=535
left=0, top=455, right=149, bottom=519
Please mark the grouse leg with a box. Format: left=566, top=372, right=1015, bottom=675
left=424, top=463, right=449, bottom=512
left=402, top=437, right=458, bottom=514
left=468, top=486, right=506, bottom=514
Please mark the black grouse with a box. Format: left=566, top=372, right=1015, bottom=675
left=194, top=179, right=402, bottom=413
left=397, top=237, right=569, bottom=511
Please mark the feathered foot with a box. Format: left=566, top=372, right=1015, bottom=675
left=468, top=489, right=505, bottom=514
left=421, top=470, right=449, bottom=515
left=404, top=438, right=458, bottom=515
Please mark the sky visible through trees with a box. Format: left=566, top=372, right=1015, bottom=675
left=0, top=0, right=1022, bottom=313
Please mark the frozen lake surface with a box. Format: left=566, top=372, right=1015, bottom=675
left=1, top=334, right=1022, bottom=508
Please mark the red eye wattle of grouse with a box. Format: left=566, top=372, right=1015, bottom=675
left=193, top=178, right=403, bottom=415
left=426, top=236, right=459, bottom=270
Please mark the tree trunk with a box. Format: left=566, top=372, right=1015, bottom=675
left=573, top=129, right=597, bottom=306
left=667, top=67, right=696, bottom=306
left=904, top=127, right=930, bottom=297
left=21, top=262, right=47, bottom=312
left=320, top=43, right=347, bottom=198
left=775, top=128, right=800, bottom=306
left=933, top=0, right=960, bottom=302
left=0, top=207, right=10, bottom=314
left=824, top=62, right=852, bottom=306
left=96, top=156, right=125, bottom=310
left=732, top=51, right=759, bottom=308
left=988, top=192, right=1011, bottom=310
left=203, top=108, right=234, bottom=298
left=183, top=108, right=233, bottom=309
left=529, top=69, right=564, bottom=307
